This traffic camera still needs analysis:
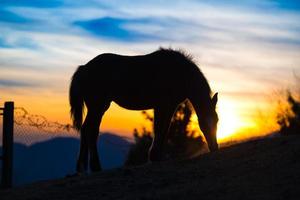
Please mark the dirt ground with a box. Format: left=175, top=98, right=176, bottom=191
left=1, top=134, right=300, bottom=200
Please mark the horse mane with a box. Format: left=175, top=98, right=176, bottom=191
left=156, top=47, right=195, bottom=64
left=156, top=47, right=212, bottom=96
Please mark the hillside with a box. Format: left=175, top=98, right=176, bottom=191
left=1, top=135, right=300, bottom=200
left=0, top=133, right=131, bottom=186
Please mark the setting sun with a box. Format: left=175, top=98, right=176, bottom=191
left=190, top=97, right=247, bottom=142
left=217, top=100, right=241, bottom=141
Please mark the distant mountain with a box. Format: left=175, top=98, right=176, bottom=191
left=0, top=133, right=132, bottom=186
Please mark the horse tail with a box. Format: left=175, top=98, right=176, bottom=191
left=69, top=65, right=86, bottom=131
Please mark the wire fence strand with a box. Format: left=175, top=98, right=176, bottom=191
left=1, top=107, right=133, bottom=149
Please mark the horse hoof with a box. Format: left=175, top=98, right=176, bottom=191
left=91, top=167, right=102, bottom=173
left=65, top=172, right=86, bottom=178
left=65, top=173, right=79, bottom=178
left=90, top=163, right=102, bottom=172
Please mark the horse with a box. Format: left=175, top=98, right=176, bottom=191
left=69, top=48, right=219, bottom=173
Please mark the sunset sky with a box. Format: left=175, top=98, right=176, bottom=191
left=1, top=0, right=300, bottom=142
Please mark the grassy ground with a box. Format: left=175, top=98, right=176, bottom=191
left=1, top=134, right=300, bottom=200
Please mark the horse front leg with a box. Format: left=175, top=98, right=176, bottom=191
left=149, top=106, right=175, bottom=162
left=76, top=127, right=89, bottom=174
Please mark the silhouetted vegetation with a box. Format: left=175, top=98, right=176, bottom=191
left=126, top=101, right=205, bottom=166
left=277, top=91, right=300, bottom=135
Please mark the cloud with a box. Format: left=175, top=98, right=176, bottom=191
left=0, top=37, right=10, bottom=48
left=74, top=17, right=170, bottom=42
left=0, top=35, right=39, bottom=49
left=2, top=0, right=300, bottom=46
left=270, top=0, right=300, bottom=10
left=0, top=0, right=63, bottom=8
left=74, top=17, right=145, bottom=41
left=0, top=79, right=37, bottom=88
left=0, top=9, right=30, bottom=23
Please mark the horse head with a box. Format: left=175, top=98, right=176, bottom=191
left=199, top=93, right=219, bottom=152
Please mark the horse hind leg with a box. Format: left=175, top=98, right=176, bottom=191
left=82, top=100, right=110, bottom=172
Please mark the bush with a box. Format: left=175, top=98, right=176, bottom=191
left=277, top=92, right=300, bottom=135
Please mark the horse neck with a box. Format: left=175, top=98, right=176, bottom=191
left=188, top=84, right=212, bottom=118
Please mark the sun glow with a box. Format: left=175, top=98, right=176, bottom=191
left=190, top=98, right=245, bottom=142
left=216, top=100, right=241, bottom=141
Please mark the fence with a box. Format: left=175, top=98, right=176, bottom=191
left=0, top=102, right=14, bottom=188
left=0, top=102, right=77, bottom=188
left=0, top=102, right=133, bottom=188
left=11, top=106, right=132, bottom=147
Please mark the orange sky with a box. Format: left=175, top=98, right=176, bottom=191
left=0, top=77, right=281, bottom=142
left=1, top=1, right=300, bottom=142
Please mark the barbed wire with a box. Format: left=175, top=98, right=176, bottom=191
left=10, top=107, right=133, bottom=150
left=14, top=107, right=74, bottom=134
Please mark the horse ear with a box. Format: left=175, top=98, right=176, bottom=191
left=212, top=92, right=218, bottom=108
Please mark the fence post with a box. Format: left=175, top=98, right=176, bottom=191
left=1, top=102, right=14, bottom=188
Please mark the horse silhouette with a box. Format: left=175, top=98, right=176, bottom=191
left=69, top=48, right=219, bottom=173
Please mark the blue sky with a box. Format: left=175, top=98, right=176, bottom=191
left=0, top=0, right=300, bottom=136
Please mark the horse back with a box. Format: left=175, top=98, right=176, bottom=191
left=82, top=50, right=207, bottom=109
